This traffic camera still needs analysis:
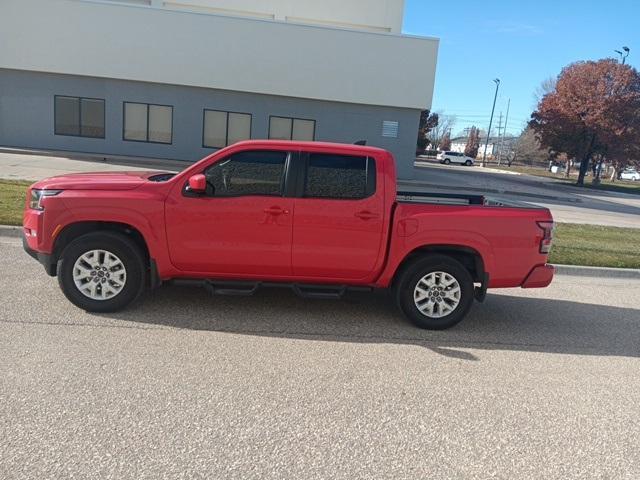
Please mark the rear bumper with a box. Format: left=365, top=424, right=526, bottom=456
left=23, top=234, right=56, bottom=276
left=521, top=264, right=555, bottom=288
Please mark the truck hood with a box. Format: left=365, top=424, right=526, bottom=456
left=30, top=171, right=171, bottom=191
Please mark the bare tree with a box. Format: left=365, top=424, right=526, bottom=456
left=533, top=77, right=557, bottom=106
left=428, top=113, right=456, bottom=150
left=512, top=127, right=549, bottom=167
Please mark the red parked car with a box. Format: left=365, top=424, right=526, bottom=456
left=23, top=140, right=554, bottom=329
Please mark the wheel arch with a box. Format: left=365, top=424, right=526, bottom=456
left=52, top=221, right=151, bottom=271
left=390, top=244, right=486, bottom=290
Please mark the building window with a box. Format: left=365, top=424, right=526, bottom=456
left=203, top=150, right=288, bottom=197
left=123, top=102, right=173, bottom=144
left=203, top=110, right=252, bottom=148
left=54, top=96, right=105, bottom=138
left=303, top=154, right=375, bottom=200
left=269, top=116, right=315, bottom=141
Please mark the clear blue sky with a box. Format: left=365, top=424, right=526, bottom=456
left=403, top=0, right=639, bottom=137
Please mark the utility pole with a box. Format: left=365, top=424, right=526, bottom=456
left=482, top=78, right=500, bottom=167
left=498, top=98, right=510, bottom=166
left=494, top=112, right=503, bottom=164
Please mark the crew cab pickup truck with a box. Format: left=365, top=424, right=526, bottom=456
left=23, top=140, right=554, bottom=329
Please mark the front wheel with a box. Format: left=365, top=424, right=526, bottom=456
left=465, top=160, right=473, bottom=166
left=394, top=255, right=475, bottom=330
left=443, top=159, right=451, bottom=165
left=57, top=232, right=146, bottom=312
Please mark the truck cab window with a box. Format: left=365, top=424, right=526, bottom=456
left=203, top=150, right=287, bottom=197
left=304, top=154, right=374, bottom=199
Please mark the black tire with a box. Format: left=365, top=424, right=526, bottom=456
left=394, top=255, right=474, bottom=330
left=443, top=159, right=451, bottom=165
left=465, top=160, right=473, bottom=166
left=57, top=231, right=146, bottom=313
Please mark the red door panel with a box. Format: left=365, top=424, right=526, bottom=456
left=291, top=153, right=384, bottom=281
left=165, top=196, right=293, bottom=275
left=164, top=149, right=293, bottom=276
left=292, top=196, right=384, bottom=280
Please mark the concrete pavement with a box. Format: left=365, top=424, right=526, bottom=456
left=1, top=235, right=639, bottom=479
left=0, top=148, right=185, bottom=180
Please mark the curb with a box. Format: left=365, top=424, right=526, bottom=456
left=554, top=264, right=640, bottom=279
left=0, top=225, right=22, bottom=238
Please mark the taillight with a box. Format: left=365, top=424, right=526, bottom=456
left=537, top=221, right=554, bottom=254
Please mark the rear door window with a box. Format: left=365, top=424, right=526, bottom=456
left=303, top=154, right=375, bottom=199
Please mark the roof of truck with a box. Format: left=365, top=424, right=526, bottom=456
left=230, top=139, right=390, bottom=156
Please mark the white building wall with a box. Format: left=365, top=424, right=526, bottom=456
left=0, top=0, right=437, bottom=110
left=153, top=0, right=406, bottom=33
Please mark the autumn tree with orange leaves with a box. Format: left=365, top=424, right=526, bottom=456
left=530, top=59, right=640, bottom=185
left=464, top=126, right=481, bottom=159
left=440, top=132, right=452, bottom=151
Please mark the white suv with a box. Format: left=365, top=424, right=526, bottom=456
left=620, top=168, right=640, bottom=181
left=437, top=151, right=475, bottom=166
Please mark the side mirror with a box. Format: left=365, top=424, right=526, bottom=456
left=187, top=174, right=207, bottom=194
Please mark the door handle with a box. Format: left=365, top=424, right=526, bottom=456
left=355, top=210, right=379, bottom=220
left=264, top=206, right=289, bottom=215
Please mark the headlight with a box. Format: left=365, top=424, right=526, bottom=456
left=29, top=189, right=62, bottom=210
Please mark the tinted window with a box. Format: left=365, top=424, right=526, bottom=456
left=304, top=154, right=374, bottom=199
left=123, top=102, right=173, bottom=144
left=55, top=96, right=104, bottom=138
left=80, top=98, right=105, bottom=138
left=269, top=116, right=316, bottom=141
left=203, top=110, right=252, bottom=148
left=55, top=96, right=80, bottom=135
left=204, top=150, right=287, bottom=197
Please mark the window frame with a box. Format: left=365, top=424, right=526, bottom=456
left=296, top=152, right=376, bottom=201
left=202, top=109, right=253, bottom=149
left=268, top=115, right=316, bottom=141
left=54, top=95, right=106, bottom=139
left=122, top=101, right=174, bottom=145
left=188, top=149, right=293, bottom=199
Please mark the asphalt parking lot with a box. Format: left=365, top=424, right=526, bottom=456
left=1, top=235, right=639, bottom=479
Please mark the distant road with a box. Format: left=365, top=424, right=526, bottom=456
left=403, top=162, right=640, bottom=228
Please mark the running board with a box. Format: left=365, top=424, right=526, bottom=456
left=292, top=284, right=347, bottom=300
left=170, top=279, right=372, bottom=299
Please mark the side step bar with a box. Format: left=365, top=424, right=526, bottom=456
left=170, top=279, right=372, bottom=300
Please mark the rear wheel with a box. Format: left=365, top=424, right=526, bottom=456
left=465, top=160, right=473, bottom=166
left=57, top=232, right=146, bottom=312
left=395, top=255, right=474, bottom=330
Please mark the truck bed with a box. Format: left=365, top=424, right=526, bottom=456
left=397, top=190, right=544, bottom=209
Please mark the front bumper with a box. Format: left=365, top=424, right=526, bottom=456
left=521, top=264, right=555, bottom=288
left=23, top=234, right=56, bottom=276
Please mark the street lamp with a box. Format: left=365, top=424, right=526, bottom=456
left=614, top=46, right=630, bottom=64
left=482, top=78, right=500, bottom=167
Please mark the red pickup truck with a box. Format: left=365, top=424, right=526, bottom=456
left=23, top=140, right=554, bottom=329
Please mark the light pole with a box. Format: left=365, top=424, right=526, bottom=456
left=614, top=46, right=630, bottom=64
left=482, top=78, right=500, bottom=167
